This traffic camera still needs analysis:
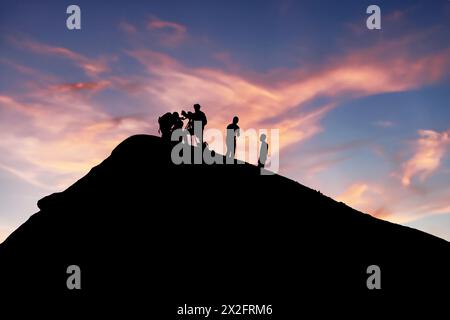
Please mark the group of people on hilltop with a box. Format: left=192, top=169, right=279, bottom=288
left=158, top=103, right=207, bottom=144
left=158, top=103, right=268, bottom=168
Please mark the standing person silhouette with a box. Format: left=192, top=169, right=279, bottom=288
left=258, top=133, right=268, bottom=168
left=226, top=116, right=240, bottom=159
left=192, top=104, right=207, bottom=146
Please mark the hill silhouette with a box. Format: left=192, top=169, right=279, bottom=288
left=0, top=135, right=449, bottom=314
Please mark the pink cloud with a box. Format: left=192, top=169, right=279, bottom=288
left=1, top=29, right=450, bottom=233
left=9, top=37, right=112, bottom=77
left=147, top=16, right=187, bottom=46
left=50, top=81, right=111, bottom=93
left=390, top=185, right=450, bottom=225
left=335, top=183, right=394, bottom=219
left=0, top=86, right=151, bottom=189
left=0, top=227, right=12, bottom=246
left=122, top=33, right=450, bottom=155
left=413, top=203, right=450, bottom=217
left=336, top=183, right=371, bottom=207
left=401, top=129, right=450, bottom=186
left=119, top=21, right=137, bottom=34
left=327, top=130, right=450, bottom=224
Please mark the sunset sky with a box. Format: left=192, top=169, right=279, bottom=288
left=1, top=0, right=450, bottom=242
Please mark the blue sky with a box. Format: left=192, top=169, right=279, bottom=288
left=0, top=0, right=450, bottom=242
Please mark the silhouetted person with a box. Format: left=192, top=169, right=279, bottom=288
left=172, top=112, right=184, bottom=142
left=226, top=116, right=240, bottom=159
left=193, top=104, right=207, bottom=129
left=182, top=104, right=207, bottom=146
left=193, top=104, right=207, bottom=145
left=181, top=110, right=195, bottom=144
left=158, top=112, right=174, bottom=141
left=181, top=110, right=193, bottom=133
left=258, top=133, right=268, bottom=168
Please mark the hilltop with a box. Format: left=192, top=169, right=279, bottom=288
left=0, top=135, right=449, bottom=313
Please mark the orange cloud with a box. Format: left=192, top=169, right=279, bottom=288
left=2, top=32, right=450, bottom=211
left=0, top=89, right=151, bottom=189
left=401, top=129, right=450, bottom=186
left=335, top=183, right=393, bottom=219
left=124, top=36, right=450, bottom=158
left=336, top=183, right=370, bottom=208
left=0, top=227, right=11, bottom=246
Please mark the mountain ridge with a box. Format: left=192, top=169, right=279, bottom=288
left=0, top=134, right=449, bottom=312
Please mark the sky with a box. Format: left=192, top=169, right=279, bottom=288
left=0, top=0, right=449, bottom=242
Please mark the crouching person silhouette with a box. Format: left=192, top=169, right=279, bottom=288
left=158, top=110, right=188, bottom=142
left=226, top=116, right=240, bottom=160
left=158, top=112, right=174, bottom=141
left=258, top=133, right=268, bottom=168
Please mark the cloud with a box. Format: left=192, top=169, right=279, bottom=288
left=0, top=226, right=12, bottom=244
left=147, top=16, right=187, bottom=46
left=393, top=185, right=450, bottom=225
left=413, top=203, right=450, bottom=217
left=300, top=155, right=349, bottom=179
left=280, top=139, right=370, bottom=183
left=336, top=183, right=370, bottom=207
left=123, top=32, right=450, bottom=157
left=401, top=129, right=450, bottom=186
left=118, top=21, right=137, bottom=34
left=1, top=28, right=450, bottom=226
left=0, top=89, right=151, bottom=189
left=328, top=129, right=450, bottom=223
left=9, top=36, right=112, bottom=77
left=50, top=81, right=111, bottom=93
left=430, top=205, right=450, bottom=215
left=336, top=183, right=393, bottom=219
